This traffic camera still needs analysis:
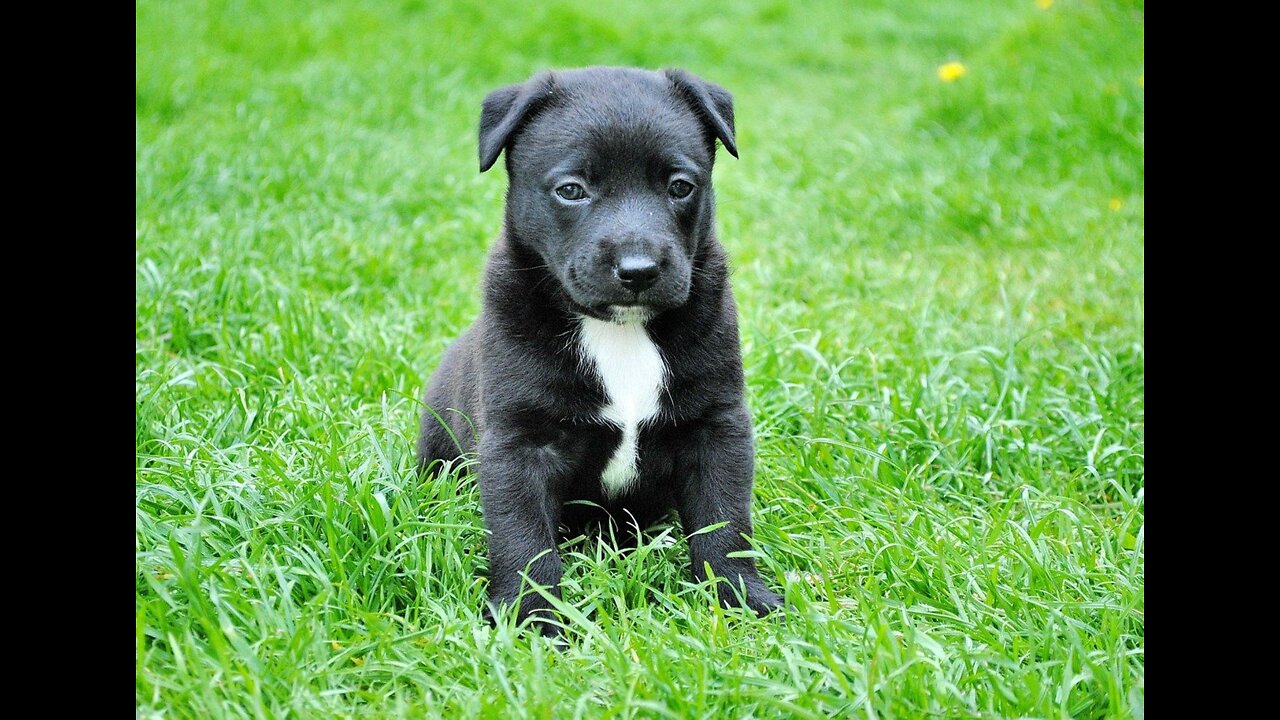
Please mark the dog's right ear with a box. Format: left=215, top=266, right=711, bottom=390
left=478, top=73, right=555, bottom=173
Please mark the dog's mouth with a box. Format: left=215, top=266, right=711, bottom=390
left=603, top=304, right=654, bottom=324
left=568, top=298, right=652, bottom=323
left=559, top=263, right=690, bottom=320
left=561, top=288, right=661, bottom=323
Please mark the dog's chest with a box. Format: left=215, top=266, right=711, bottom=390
left=577, top=317, right=666, bottom=497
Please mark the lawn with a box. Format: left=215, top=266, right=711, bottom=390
left=135, top=1, right=1145, bottom=717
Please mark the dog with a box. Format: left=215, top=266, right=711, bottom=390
left=418, top=66, right=782, bottom=635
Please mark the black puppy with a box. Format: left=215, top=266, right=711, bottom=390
left=418, top=66, right=782, bottom=634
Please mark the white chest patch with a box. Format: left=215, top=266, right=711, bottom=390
left=577, top=313, right=666, bottom=497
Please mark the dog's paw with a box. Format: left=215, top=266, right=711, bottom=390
left=744, top=586, right=784, bottom=616
left=716, top=578, right=784, bottom=616
left=525, top=609, right=566, bottom=638
left=484, top=597, right=566, bottom=638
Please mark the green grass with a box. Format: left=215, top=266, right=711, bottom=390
left=136, top=0, right=1144, bottom=717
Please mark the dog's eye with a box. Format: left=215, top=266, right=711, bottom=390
left=555, top=183, right=588, bottom=201
left=668, top=179, right=695, bottom=199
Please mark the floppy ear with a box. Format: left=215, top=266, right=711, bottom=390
left=664, top=68, right=738, bottom=158
left=478, top=72, right=556, bottom=172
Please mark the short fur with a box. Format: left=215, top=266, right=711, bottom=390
left=419, top=66, right=782, bottom=634
left=576, top=315, right=665, bottom=497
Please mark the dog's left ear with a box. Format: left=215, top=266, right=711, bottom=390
left=478, top=72, right=556, bottom=172
left=665, top=68, right=738, bottom=158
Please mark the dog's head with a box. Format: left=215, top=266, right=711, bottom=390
left=477, top=67, right=737, bottom=321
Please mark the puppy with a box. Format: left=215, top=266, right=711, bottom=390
left=419, top=66, right=782, bottom=634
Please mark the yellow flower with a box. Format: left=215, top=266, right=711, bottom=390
left=1036, top=0, right=1054, bottom=9
left=938, top=62, right=967, bottom=83
left=1109, top=198, right=1123, bottom=211
left=1138, top=74, right=1144, bottom=88
left=330, top=641, right=342, bottom=651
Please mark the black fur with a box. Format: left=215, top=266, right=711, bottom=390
left=419, top=67, right=782, bottom=634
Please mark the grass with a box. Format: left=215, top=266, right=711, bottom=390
left=135, top=0, right=1144, bottom=717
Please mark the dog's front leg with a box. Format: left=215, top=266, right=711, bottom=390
left=676, top=405, right=783, bottom=615
left=478, top=429, right=568, bottom=636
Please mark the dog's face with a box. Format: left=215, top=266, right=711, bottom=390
left=477, top=67, right=737, bottom=320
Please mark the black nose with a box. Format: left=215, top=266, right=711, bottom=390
left=615, top=255, right=660, bottom=293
